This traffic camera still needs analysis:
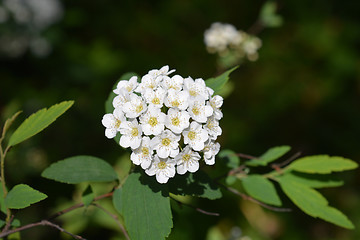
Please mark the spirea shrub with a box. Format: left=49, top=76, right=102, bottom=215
left=102, top=66, right=223, bottom=183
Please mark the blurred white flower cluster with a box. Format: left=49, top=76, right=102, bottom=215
left=204, top=22, right=262, bottom=62
left=0, top=0, right=63, bottom=57
left=102, top=66, right=223, bottom=184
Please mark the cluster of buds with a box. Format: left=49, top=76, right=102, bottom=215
left=204, top=22, right=262, bottom=61
left=102, top=66, right=223, bottom=183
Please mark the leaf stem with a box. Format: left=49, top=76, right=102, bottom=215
left=170, top=196, right=220, bottom=216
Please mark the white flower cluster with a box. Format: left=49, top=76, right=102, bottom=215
left=102, top=66, right=223, bottom=184
left=204, top=22, right=262, bottom=61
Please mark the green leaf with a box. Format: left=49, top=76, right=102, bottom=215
left=42, top=155, right=118, bottom=184
left=225, top=175, right=237, bottom=185
left=241, top=175, right=281, bottom=206
left=169, top=170, right=222, bottom=200
left=8, top=101, right=74, bottom=147
left=205, top=66, right=238, bottom=95
left=82, top=185, right=95, bottom=207
left=112, top=187, right=123, bottom=216
left=277, top=172, right=344, bottom=188
left=247, top=145, right=291, bottom=166
left=122, top=172, right=173, bottom=240
left=105, top=72, right=138, bottom=144
left=288, top=155, right=358, bottom=174
left=278, top=178, right=354, bottom=229
left=5, top=184, right=47, bottom=209
left=218, top=149, right=240, bottom=168
left=0, top=219, right=21, bottom=228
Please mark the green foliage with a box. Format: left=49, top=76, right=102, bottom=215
left=259, top=1, right=283, bottom=27
left=2, top=111, right=22, bottom=137
left=218, top=149, right=240, bottom=168
left=278, top=177, right=354, bottom=229
left=5, top=184, right=47, bottom=209
left=82, top=185, right=95, bottom=207
left=287, top=155, right=358, bottom=174
left=120, top=172, right=173, bottom=240
left=41, top=155, right=118, bottom=184
left=241, top=175, right=281, bottom=206
left=246, top=145, right=291, bottom=166
left=8, top=101, right=74, bottom=147
left=278, top=172, right=344, bottom=188
left=205, top=66, right=238, bottom=95
left=169, top=170, right=222, bottom=200
left=112, top=187, right=123, bottom=215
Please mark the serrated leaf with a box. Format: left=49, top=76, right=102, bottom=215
left=218, top=149, right=240, bottom=168
left=112, top=187, right=123, bottom=216
left=105, top=72, right=138, bottom=144
left=8, top=101, right=74, bottom=147
left=205, top=66, right=238, bottom=94
left=278, top=178, right=354, bottom=229
left=247, top=145, right=291, bottom=167
left=169, top=170, right=222, bottom=200
left=277, top=172, right=344, bottom=188
left=241, top=175, right=281, bottom=206
left=42, top=155, right=118, bottom=184
left=5, top=184, right=47, bottom=209
left=82, top=185, right=95, bottom=207
left=288, top=155, right=358, bottom=174
left=122, top=172, right=173, bottom=240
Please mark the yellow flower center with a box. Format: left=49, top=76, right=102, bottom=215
left=188, top=131, right=196, bottom=140
left=189, top=90, right=197, bottom=97
left=157, top=161, right=167, bottom=169
left=152, top=97, right=160, bottom=105
left=126, top=85, right=132, bottom=92
left=182, top=154, right=191, bottom=162
left=148, top=117, right=158, bottom=127
left=131, top=127, right=139, bottom=137
left=141, top=147, right=149, bottom=156
left=192, top=107, right=200, bottom=116
left=171, top=100, right=180, bottom=107
left=115, top=119, right=121, bottom=128
left=207, top=120, right=214, bottom=129
left=161, top=138, right=171, bottom=146
left=171, top=117, right=180, bottom=126
left=136, top=104, right=144, bottom=113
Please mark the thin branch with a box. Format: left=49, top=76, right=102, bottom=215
left=247, top=19, right=265, bottom=35
left=235, top=153, right=258, bottom=160
left=0, top=220, right=86, bottom=240
left=92, top=203, right=129, bottom=240
left=170, top=196, right=220, bottom=216
left=219, top=184, right=291, bottom=212
left=1, top=215, right=14, bottom=234
left=271, top=151, right=301, bottom=169
left=47, top=192, right=114, bottom=220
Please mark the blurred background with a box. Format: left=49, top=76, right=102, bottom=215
left=0, top=0, right=359, bottom=239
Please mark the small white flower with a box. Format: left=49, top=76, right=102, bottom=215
left=145, top=156, right=176, bottom=184
left=152, top=130, right=181, bottom=158
left=148, top=65, right=175, bottom=77
left=143, top=87, right=166, bottom=108
left=119, top=119, right=142, bottom=149
left=165, top=108, right=190, bottom=134
left=140, top=106, right=166, bottom=136
left=188, top=98, right=213, bottom=123
left=112, top=88, right=131, bottom=109
left=204, top=116, right=222, bottom=140
left=162, top=74, right=183, bottom=91
left=175, top=146, right=201, bottom=174
left=101, top=108, right=125, bottom=139
left=183, top=77, right=209, bottom=101
left=209, top=95, right=223, bottom=120
left=203, top=140, right=220, bottom=165
left=130, top=136, right=154, bottom=169
left=135, top=73, right=161, bottom=94
left=113, top=76, right=138, bottom=94
left=183, top=121, right=209, bottom=151
left=122, top=93, right=147, bottom=118
left=164, top=89, right=189, bottom=110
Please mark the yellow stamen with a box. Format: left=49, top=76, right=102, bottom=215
left=189, top=90, right=197, bottom=96
left=136, top=104, right=144, bottom=113
left=188, top=131, right=196, bottom=140
left=192, top=107, right=200, bottom=115
left=161, top=138, right=171, bottom=146
left=171, top=117, right=180, bottom=126
left=157, top=161, right=167, bottom=169
left=141, top=147, right=149, bottom=156
left=148, top=117, right=158, bottom=127
left=171, top=100, right=180, bottom=107
left=131, top=127, right=139, bottom=137
left=152, top=97, right=160, bottom=105
left=182, top=154, right=191, bottom=162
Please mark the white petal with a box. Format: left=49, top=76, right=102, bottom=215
left=156, top=171, right=169, bottom=184
left=102, top=114, right=115, bottom=128
left=188, top=161, right=199, bottom=173
left=177, top=165, right=187, bottom=175
left=119, top=135, right=131, bottom=148
left=105, top=128, right=117, bottom=139
left=157, top=147, right=169, bottom=158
